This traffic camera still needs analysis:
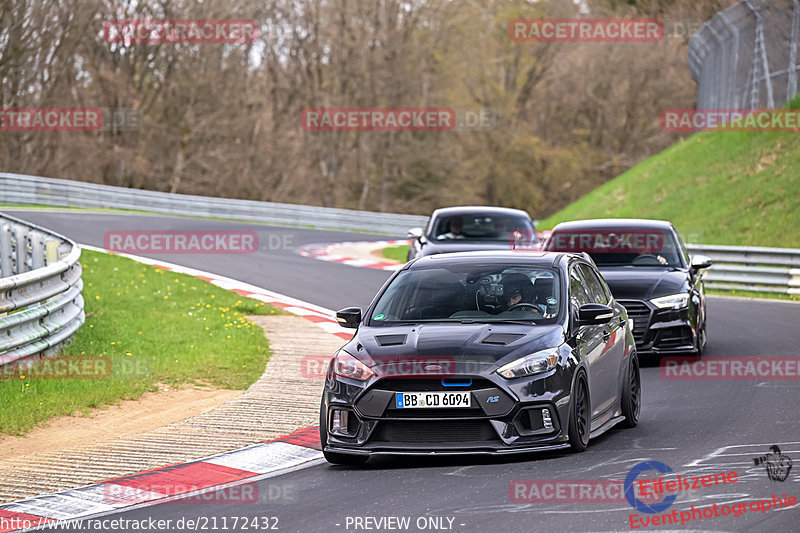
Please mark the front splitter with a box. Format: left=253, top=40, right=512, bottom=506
left=324, top=442, right=571, bottom=457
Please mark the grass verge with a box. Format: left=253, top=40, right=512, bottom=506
left=381, top=245, right=408, bottom=263
left=707, top=288, right=800, bottom=302
left=538, top=98, right=800, bottom=248
left=0, top=249, right=282, bottom=436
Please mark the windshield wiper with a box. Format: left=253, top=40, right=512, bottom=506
left=460, top=319, right=537, bottom=325
left=379, top=319, right=461, bottom=325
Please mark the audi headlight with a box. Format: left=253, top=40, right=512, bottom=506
left=333, top=350, right=374, bottom=381
left=497, top=348, right=559, bottom=379
left=650, top=293, right=690, bottom=309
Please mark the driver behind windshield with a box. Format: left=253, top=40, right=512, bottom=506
left=437, top=217, right=465, bottom=240
left=493, top=273, right=534, bottom=314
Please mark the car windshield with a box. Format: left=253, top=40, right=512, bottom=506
left=432, top=214, right=535, bottom=242
left=546, top=227, right=683, bottom=267
left=371, top=266, right=561, bottom=324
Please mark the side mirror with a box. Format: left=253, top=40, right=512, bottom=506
left=690, top=254, right=713, bottom=271
left=336, top=307, right=362, bottom=329
left=408, top=227, right=423, bottom=239
left=577, top=304, right=614, bottom=326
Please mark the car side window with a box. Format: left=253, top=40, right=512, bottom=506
left=569, top=267, right=592, bottom=320
left=578, top=264, right=609, bottom=305
left=596, top=271, right=614, bottom=303
left=424, top=217, right=433, bottom=237
left=673, top=228, right=691, bottom=267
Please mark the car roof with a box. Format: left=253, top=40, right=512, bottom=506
left=431, top=206, right=531, bottom=219
left=550, top=218, right=674, bottom=231
left=407, top=251, right=579, bottom=269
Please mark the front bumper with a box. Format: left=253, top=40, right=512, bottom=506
left=322, top=370, right=575, bottom=455
left=617, top=299, right=698, bottom=355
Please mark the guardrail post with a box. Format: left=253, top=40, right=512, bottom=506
left=14, top=224, right=28, bottom=275
left=45, top=238, right=59, bottom=265
left=0, top=223, right=12, bottom=278
left=58, top=242, right=71, bottom=260
left=30, top=231, right=45, bottom=270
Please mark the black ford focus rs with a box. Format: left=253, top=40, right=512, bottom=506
left=320, top=252, right=640, bottom=465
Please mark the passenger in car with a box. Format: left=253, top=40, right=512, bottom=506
left=438, top=217, right=465, bottom=240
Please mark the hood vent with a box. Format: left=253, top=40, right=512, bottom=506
left=375, top=334, right=407, bottom=346
left=481, top=332, right=525, bottom=345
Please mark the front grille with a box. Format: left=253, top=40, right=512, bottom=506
left=386, top=407, right=486, bottom=419
left=375, top=378, right=494, bottom=392
left=618, top=300, right=652, bottom=344
left=373, top=420, right=497, bottom=443
left=657, top=326, right=693, bottom=350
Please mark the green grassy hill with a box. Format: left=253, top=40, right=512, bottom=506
left=539, top=102, right=800, bottom=247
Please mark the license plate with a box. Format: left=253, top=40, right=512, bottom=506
left=395, top=391, right=471, bottom=409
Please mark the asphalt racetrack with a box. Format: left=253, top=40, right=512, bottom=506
left=8, top=210, right=800, bottom=533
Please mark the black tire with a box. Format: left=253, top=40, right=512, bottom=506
left=694, top=321, right=707, bottom=357
left=621, top=354, right=641, bottom=428
left=319, top=400, right=369, bottom=466
left=568, top=372, right=590, bottom=452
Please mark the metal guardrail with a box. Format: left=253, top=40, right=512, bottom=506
left=2, top=172, right=799, bottom=296
left=0, top=212, right=84, bottom=366
left=0, top=172, right=429, bottom=236
left=686, top=244, right=800, bottom=295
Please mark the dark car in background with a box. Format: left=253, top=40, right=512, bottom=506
left=406, top=206, right=538, bottom=261
left=544, top=219, right=712, bottom=356
left=320, top=251, right=640, bottom=464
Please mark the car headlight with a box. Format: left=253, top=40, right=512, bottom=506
left=333, top=350, right=374, bottom=381
left=497, top=348, right=559, bottom=379
left=650, top=293, right=690, bottom=309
